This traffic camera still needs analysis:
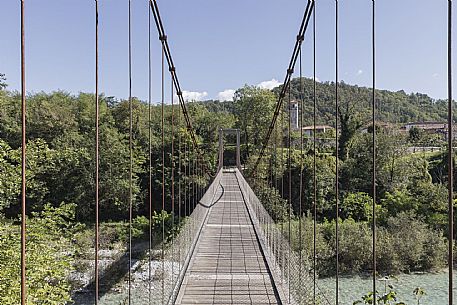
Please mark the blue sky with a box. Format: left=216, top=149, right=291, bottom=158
left=0, top=0, right=455, bottom=102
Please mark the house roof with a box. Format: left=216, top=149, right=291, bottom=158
left=302, top=125, right=334, bottom=131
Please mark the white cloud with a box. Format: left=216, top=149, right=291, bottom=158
left=357, top=69, right=363, bottom=75
left=432, top=73, right=440, bottom=79
left=182, top=90, right=208, bottom=101
left=257, top=79, right=281, bottom=90
left=218, top=89, right=236, bottom=101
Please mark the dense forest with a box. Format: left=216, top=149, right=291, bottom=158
left=0, top=74, right=455, bottom=304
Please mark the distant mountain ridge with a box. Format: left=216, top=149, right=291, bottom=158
left=200, top=78, right=451, bottom=127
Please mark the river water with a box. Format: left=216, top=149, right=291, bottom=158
left=318, top=271, right=456, bottom=304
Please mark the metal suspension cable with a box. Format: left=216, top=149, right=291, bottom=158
left=171, top=74, right=176, bottom=290
left=268, top=133, right=271, bottom=186
left=184, top=140, right=187, bottom=218
left=148, top=0, right=198, bottom=152
left=178, top=95, right=182, bottom=270
left=335, top=0, right=340, bottom=303
left=94, top=1, right=100, bottom=303
left=371, top=0, right=377, bottom=302
left=298, top=43, right=304, bottom=305
left=192, top=152, right=195, bottom=211
left=313, top=2, right=317, bottom=302
left=161, top=42, right=165, bottom=304
left=147, top=0, right=153, bottom=302
left=128, top=1, right=133, bottom=303
left=281, top=97, right=285, bottom=282
left=20, top=1, right=27, bottom=304
left=448, top=1, right=453, bottom=305
left=287, top=83, right=292, bottom=303
left=190, top=153, right=193, bottom=212
left=193, top=154, right=197, bottom=211
left=189, top=147, right=192, bottom=213
left=273, top=112, right=278, bottom=264
left=252, top=0, right=314, bottom=175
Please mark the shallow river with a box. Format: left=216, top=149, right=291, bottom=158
left=319, top=272, right=456, bottom=305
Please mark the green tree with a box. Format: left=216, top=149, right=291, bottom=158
left=341, top=192, right=373, bottom=221
left=0, top=203, right=79, bottom=304
left=0, top=73, right=7, bottom=90
left=338, top=97, right=365, bottom=160
left=233, top=85, right=275, bottom=158
left=408, top=126, right=424, bottom=144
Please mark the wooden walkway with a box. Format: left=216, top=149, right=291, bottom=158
left=176, top=172, right=281, bottom=305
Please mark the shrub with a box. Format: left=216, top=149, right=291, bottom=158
left=0, top=203, right=78, bottom=304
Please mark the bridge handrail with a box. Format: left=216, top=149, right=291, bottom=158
left=164, top=169, right=224, bottom=304
left=234, top=168, right=333, bottom=305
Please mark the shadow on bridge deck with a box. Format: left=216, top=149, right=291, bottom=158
left=175, top=171, right=281, bottom=305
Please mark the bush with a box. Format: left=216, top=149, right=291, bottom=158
left=251, top=180, right=289, bottom=222
left=321, top=219, right=372, bottom=275
left=386, top=212, right=446, bottom=272
left=0, top=203, right=78, bottom=304
left=287, top=213, right=447, bottom=277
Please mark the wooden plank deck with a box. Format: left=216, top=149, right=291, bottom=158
left=176, top=172, right=280, bottom=305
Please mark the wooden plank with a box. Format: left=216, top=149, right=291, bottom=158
left=176, top=172, right=280, bottom=305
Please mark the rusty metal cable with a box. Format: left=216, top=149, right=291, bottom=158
left=448, top=1, right=454, bottom=305
left=20, top=1, right=26, bottom=304
left=128, top=0, right=133, bottom=303
left=161, top=42, right=165, bottom=303
left=281, top=92, right=285, bottom=282
left=178, top=94, right=182, bottom=269
left=94, top=1, right=100, bottom=303
left=287, top=83, right=292, bottom=303
left=298, top=43, right=304, bottom=305
left=148, top=0, right=153, bottom=302
left=171, top=74, right=176, bottom=288
left=184, top=140, right=187, bottom=218
left=193, top=154, right=197, bottom=211
left=371, top=0, right=377, bottom=301
left=335, top=0, right=340, bottom=303
left=313, top=2, right=317, bottom=302
left=148, top=1, right=199, bottom=154
left=252, top=0, right=314, bottom=175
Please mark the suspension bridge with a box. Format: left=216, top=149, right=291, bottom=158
left=11, top=0, right=455, bottom=304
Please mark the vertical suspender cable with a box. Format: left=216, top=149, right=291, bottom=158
left=178, top=98, right=182, bottom=268
left=20, top=1, right=27, bottom=304
left=282, top=106, right=285, bottom=200
left=313, top=1, right=317, bottom=302
left=281, top=93, right=285, bottom=283
left=275, top=122, right=278, bottom=191
left=192, top=153, right=195, bottom=211
left=274, top=111, right=278, bottom=265
left=184, top=140, right=187, bottom=218
left=161, top=41, right=165, bottom=304
left=190, top=153, right=193, bottom=212
left=287, top=82, right=292, bottom=303
left=188, top=144, right=191, bottom=214
left=371, top=0, right=377, bottom=301
left=148, top=0, right=153, bottom=302
left=94, top=1, right=100, bottom=303
left=335, top=0, right=340, bottom=303
left=448, top=1, right=454, bottom=304
left=171, top=74, right=175, bottom=288
left=128, top=0, right=133, bottom=303
left=298, top=43, right=304, bottom=305
left=194, top=155, right=196, bottom=210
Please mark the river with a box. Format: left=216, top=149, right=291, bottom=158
left=318, top=271, right=456, bottom=304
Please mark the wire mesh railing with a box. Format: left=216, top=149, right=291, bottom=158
left=159, top=169, right=223, bottom=304
left=235, top=168, right=332, bottom=305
